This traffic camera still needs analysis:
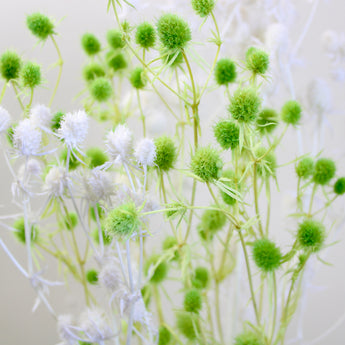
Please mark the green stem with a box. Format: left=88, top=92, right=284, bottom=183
left=0, top=83, right=6, bottom=103
left=11, top=81, right=24, bottom=111
left=265, top=179, right=271, bottom=236
left=153, top=285, right=164, bottom=324
left=215, top=281, right=224, bottom=344
left=308, top=183, right=317, bottom=215
left=183, top=179, right=197, bottom=242
left=253, top=163, right=264, bottom=237
left=136, top=89, right=146, bottom=136
left=270, top=271, right=277, bottom=344
left=25, top=88, right=34, bottom=115
left=49, top=35, right=64, bottom=107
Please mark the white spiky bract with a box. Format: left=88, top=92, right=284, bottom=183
left=0, top=106, right=11, bottom=133
left=44, top=166, right=68, bottom=197
left=30, top=104, right=52, bottom=128
left=134, top=138, right=156, bottom=166
left=13, top=119, right=42, bottom=156
left=58, top=110, right=88, bottom=149
left=57, top=315, right=77, bottom=345
left=105, top=124, right=133, bottom=164
left=99, top=263, right=122, bottom=291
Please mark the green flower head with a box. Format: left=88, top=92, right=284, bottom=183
left=184, top=289, right=202, bottom=313
left=214, top=58, right=237, bottom=86
left=192, top=266, right=209, bottom=289
left=158, top=326, right=172, bottom=345
left=106, top=51, right=127, bottom=72
left=176, top=312, right=200, bottom=340
left=26, top=13, right=54, bottom=40
left=334, top=177, right=345, bottom=195
left=191, top=0, right=215, bottom=17
left=0, top=50, right=22, bottom=81
left=90, top=77, right=113, bottom=102
left=214, top=120, right=239, bottom=150
left=21, top=61, right=41, bottom=88
left=297, top=219, right=325, bottom=252
left=106, top=29, right=126, bottom=49
left=129, top=67, right=147, bottom=89
left=295, top=157, right=314, bottom=179
left=83, top=63, right=106, bottom=83
left=281, top=100, right=302, bottom=126
left=144, top=254, right=168, bottom=284
left=154, top=136, right=177, bottom=172
left=313, top=158, right=336, bottom=185
left=86, top=269, right=98, bottom=285
left=86, top=147, right=108, bottom=168
left=81, top=33, right=101, bottom=56
left=234, top=330, right=264, bottom=345
left=136, top=22, right=156, bottom=49
left=252, top=238, right=282, bottom=272
left=245, top=47, right=269, bottom=75
left=13, top=217, right=39, bottom=245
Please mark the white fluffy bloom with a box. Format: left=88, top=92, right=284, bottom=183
left=0, top=106, right=11, bottom=132
left=307, top=78, right=332, bottom=115
left=18, top=158, right=42, bottom=180
left=105, top=124, right=133, bottom=164
left=30, top=104, right=52, bottom=128
left=58, top=110, right=88, bottom=149
left=99, top=263, right=122, bottom=291
left=57, top=315, right=78, bottom=345
left=44, top=166, right=68, bottom=197
left=13, top=119, right=42, bottom=156
left=79, top=308, right=113, bottom=343
left=134, top=138, right=156, bottom=166
left=83, top=169, right=115, bottom=203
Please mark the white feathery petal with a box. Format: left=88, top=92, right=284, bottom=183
left=13, top=118, right=42, bottom=156
left=134, top=138, right=156, bottom=166
left=307, top=78, right=332, bottom=115
left=57, top=315, right=76, bottom=345
left=30, top=104, right=52, bottom=128
left=0, top=106, right=11, bottom=133
left=99, top=263, right=122, bottom=291
left=58, top=110, right=88, bottom=149
left=105, top=124, right=133, bottom=163
left=44, top=166, right=68, bottom=197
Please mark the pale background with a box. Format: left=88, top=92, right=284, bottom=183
left=0, top=0, right=345, bottom=344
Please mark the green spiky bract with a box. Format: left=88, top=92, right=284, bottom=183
left=0, top=50, right=22, bottom=81
left=297, top=219, right=325, bottom=252
left=21, top=61, right=41, bottom=88
left=281, top=100, right=302, bottom=126
left=191, top=0, right=215, bottom=17
left=214, top=120, right=239, bottom=150
left=136, top=22, right=156, bottom=49
left=252, top=238, right=282, bottom=272
left=154, top=136, right=177, bottom=172
left=295, top=157, right=314, bottom=179
left=313, top=158, right=336, bottom=185
left=214, top=58, right=237, bottom=85
left=26, top=13, right=54, bottom=40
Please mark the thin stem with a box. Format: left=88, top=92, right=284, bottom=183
left=11, top=81, right=24, bottom=111
left=25, top=88, right=34, bottom=114
left=0, top=83, right=7, bottom=103
left=153, top=285, right=164, bottom=324
left=136, top=89, right=146, bottom=137
left=253, top=163, right=264, bottom=237
left=215, top=281, right=224, bottom=344
left=183, top=179, right=197, bottom=242
left=49, top=35, right=64, bottom=107
left=270, top=272, right=278, bottom=344
left=308, top=184, right=317, bottom=215
left=265, top=179, right=271, bottom=236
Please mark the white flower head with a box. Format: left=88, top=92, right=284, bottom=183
left=99, top=262, right=122, bottom=291
left=30, top=104, right=52, bottom=128
left=18, top=158, right=42, bottom=180
left=0, top=106, right=11, bottom=133
left=79, top=308, right=113, bottom=343
left=105, top=124, right=133, bottom=164
left=83, top=169, right=116, bottom=203
left=13, top=118, right=42, bottom=156
left=134, top=138, right=156, bottom=166
left=307, top=78, right=332, bottom=115
left=57, top=315, right=78, bottom=345
left=58, top=110, right=88, bottom=150
left=44, top=166, right=68, bottom=197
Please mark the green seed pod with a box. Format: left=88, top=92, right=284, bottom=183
left=13, top=217, right=39, bottom=245
left=106, top=51, right=127, bottom=71
left=176, top=312, right=200, bottom=340
left=92, top=227, right=111, bottom=246
left=220, top=169, right=239, bottom=206
left=297, top=219, right=325, bottom=252
left=90, top=77, right=113, bottom=102
left=334, top=177, right=345, bottom=195
left=82, top=63, right=105, bottom=83
left=106, top=29, right=126, bottom=49
left=104, top=202, right=140, bottom=240
left=162, top=49, right=184, bottom=68
left=154, top=136, right=177, bottom=172
left=86, top=147, right=108, bottom=168
left=313, top=158, right=336, bottom=185
left=191, top=0, right=215, bottom=17
left=81, top=33, right=101, bottom=56
left=256, top=108, right=278, bottom=135
left=214, top=58, right=237, bottom=86
left=234, top=330, right=264, bottom=345
left=64, top=212, right=78, bottom=230
left=86, top=269, right=98, bottom=285
left=245, top=47, right=269, bottom=75
left=295, top=157, right=314, bottom=179
left=26, top=13, right=55, bottom=40
left=228, top=87, right=261, bottom=123
left=200, top=208, right=226, bottom=237
left=162, top=236, right=180, bottom=261
left=281, top=100, right=302, bottom=126
left=21, top=61, right=41, bottom=88
left=60, top=148, right=80, bottom=170
left=213, top=120, right=239, bottom=150
left=90, top=203, right=105, bottom=222
left=191, top=146, right=223, bottom=182
left=51, top=111, right=64, bottom=131
left=184, top=289, right=202, bottom=313
left=144, top=254, right=168, bottom=284
left=129, top=67, right=147, bottom=89
left=192, top=266, right=209, bottom=289
left=255, top=146, right=277, bottom=178
left=157, top=14, right=192, bottom=51
left=252, top=238, right=282, bottom=272
left=0, top=50, right=22, bottom=81
left=135, top=22, right=156, bottom=49
left=158, top=326, right=172, bottom=345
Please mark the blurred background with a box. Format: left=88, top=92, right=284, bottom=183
left=0, top=0, right=345, bottom=344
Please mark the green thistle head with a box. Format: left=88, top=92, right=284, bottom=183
left=26, top=13, right=54, bottom=40
left=281, top=100, right=302, bottom=126
left=154, top=136, right=177, bottom=172
left=0, top=50, right=22, bottom=81
left=144, top=254, right=168, bottom=284
left=104, top=202, right=140, bottom=240
left=192, top=266, right=209, bottom=289
left=334, top=177, right=345, bottom=195
left=295, top=157, right=314, bottom=179
left=176, top=312, right=200, bottom=340
left=106, top=51, right=127, bottom=72
left=158, top=326, right=172, bottom=345
left=200, top=208, right=227, bottom=237
left=184, top=289, right=202, bottom=313
left=21, top=61, right=41, bottom=88
left=136, top=22, right=156, bottom=49
left=86, top=269, right=98, bottom=285
left=60, top=148, right=80, bottom=170
left=90, top=77, right=113, bottom=102
left=64, top=212, right=78, bottom=230
left=157, top=14, right=192, bottom=51
left=86, top=147, right=108, bottom=168
left=255, top=146, right=277, bottom=178
left=81, top=33, right=101, bottom=56
left=191, top=146, right=223, bottom=182
left=214, top=58, right=237, bottom=86
left=297, top=219, right=325, bottom=252
left=51, top=111, right=64, bottom=131
left=129, top=67, right=147, bottom=89
left=245, top=47, right=269, bottom=75
left=256, top=108, right=278, bottom=135
left=234, top=330, right=264, bottom=345
left=83, top=63, right=105, bottom=83
left=228, top=87, right=261, bottom=122
left=106, top=29, right=126, bottom=49
left=252, top=238, right=282, bottom=272
left=13, top=217, right=39, bottom=245
left=191, top=0, right=215, bottom=17
left=313, top=158, right=336, bottom=185
left=214, top=120, right=239, bottom=150
left=219, top=169, right=239, bottom=206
